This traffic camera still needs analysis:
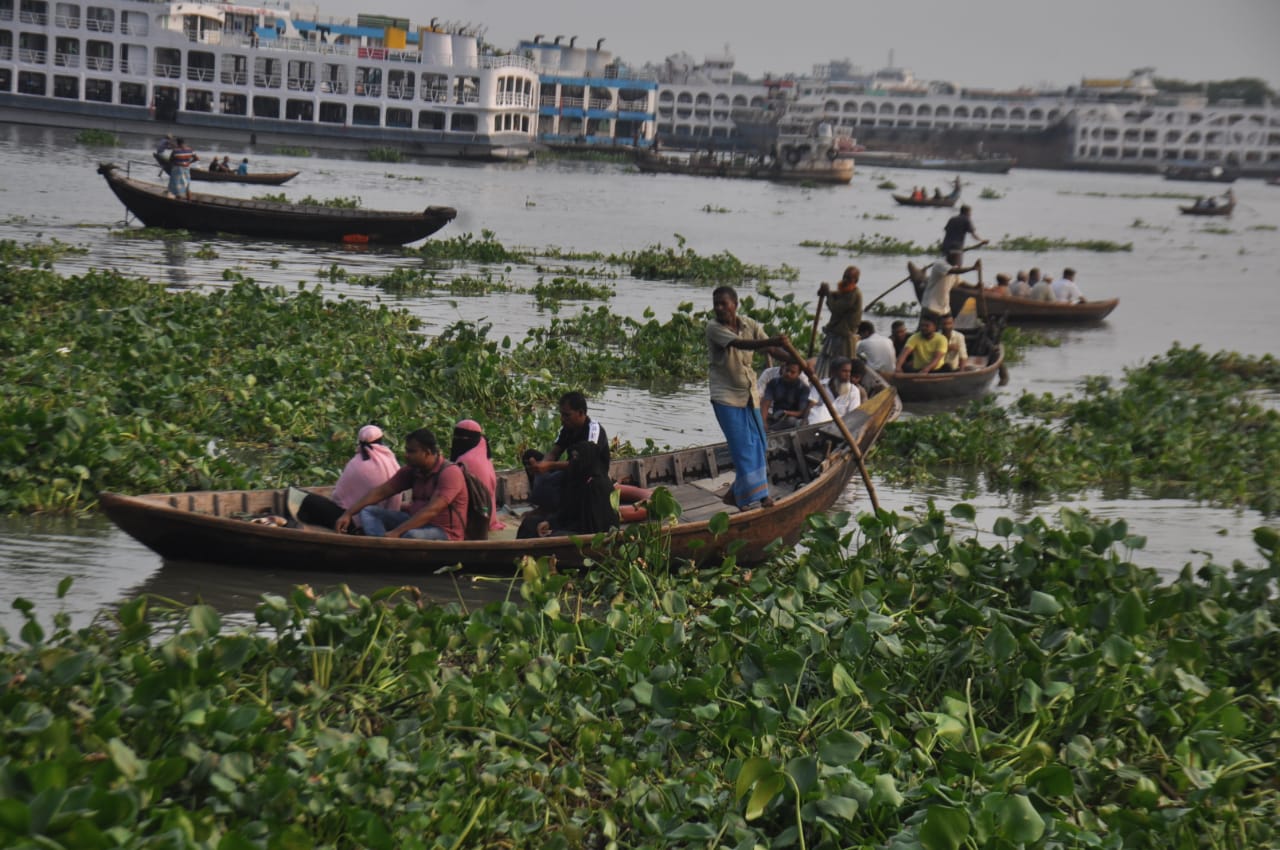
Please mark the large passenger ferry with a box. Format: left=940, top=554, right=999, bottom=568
left=0, top=0, right=540, bottom=158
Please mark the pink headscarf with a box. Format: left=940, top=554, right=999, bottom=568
left=450, top=419, right=504, bottom=530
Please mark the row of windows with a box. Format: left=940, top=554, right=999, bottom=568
left=0, top=69, right=532, bottom=132
left=1, top=36, right=536, bottom=106
left=1075, top=145, right=1279, bottom=163
left=1079, top=126, right=1278, bottom=146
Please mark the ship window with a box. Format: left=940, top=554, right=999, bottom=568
left=220, top=53, right=247, bottom=86
left=253, top=57, right=281, bottom=88
left=318, top=102, right=346, bottom=123
left=420, top=72, right=448, bottom=102
left=52, top=73, right=77, bottom=98
left=18, top=32, right=47, bottom=63
left=185, top=89, right=212, bottom=112
left=84, top=4, right=112, bottom=32
left=119, top=81, right=145, bottom=105
left=0, top=69, right=10, bottom=92
left=450, top=113, right=477, bottom=132
left=386, top=107, right=411, bottom=128
left=54, top=36, right=78, bottom=68
left=285, top=99, right=313, bottom=121
left=220, top=92, right=245, bottom=115
left=352, top=104, right=379, bottom=126
left=187, top=50, right=214, bottom=82
left=418, top=110, right=445, bottom=130
left=53, top=2, right=78, bottom=28
left=84, top=77, right=110, bottom=102
left=154, top=47, right=180, bottom=78
left=252, top=95, right=279, bottom=118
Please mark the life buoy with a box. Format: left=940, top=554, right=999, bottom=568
left=785, top=147, right=802, bottom=166
left=826, top=147, right=838, bottom=161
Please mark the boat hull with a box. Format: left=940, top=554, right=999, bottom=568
left=949, top=285, right=1119, bottom=324
left=634, top=152, right=853, bottom=184
left=892, top=193, right=958, bottom=207
left=100, top=387, right=900, bottom=573
left=857, top=151, right=1014, bottom=173
left=154, top=152, right=299, bottom=185
left=880, top=347, right=1003, bottom=403
left=1178, top=203, right=1234, bottom=216
left=99, top=163, right=455, bottom=245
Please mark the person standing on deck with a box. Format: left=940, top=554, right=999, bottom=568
left=815, top=265, right=862, bottom=379
left=706, top=285, right=790, bottom=510
left=167, top=138, right=198, bottom=201
left=941, top=204, right=983, bottom=257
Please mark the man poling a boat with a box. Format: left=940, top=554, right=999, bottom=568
left=814, top=265, right=862, bottom=379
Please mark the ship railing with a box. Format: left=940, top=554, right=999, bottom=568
left=479, top=54, right=535, bottom=71
left=54, top=13, right=79, bottom=28
left=19, top=10, right=47, bottom=25
left=187, top=67, right=214, bottom=82
left=354, top=84, right=382, bottom=98
left=457, top=93, right=479, bottom=104
left=319, top=80, right=346, bottom=94
left=422, top=89, right=449, bottom=103
left=386, top=84, right=415, bottom=100
left=18, top=48, right=47, bottom=64
left=588, top=98, right=613, bottom=110
left=558, top=97, right=584, bottom=108
left=619, top=97, right=649, bottom=110
left=152, top=61, right=179, bottom=78
left=120, top=20, right=139, bottom=35
left=221, top=71, right=247, bottom=85
left=0, top=46, right=10, bottom=60
left=86, top=56, right=112, bottom=72
left=0, top=7, right=13, bottom=21
left=496, top=93, right=533, bottom=107
left=253, top=74, right=281, bottom=87
left=54, top=52, right=80, bottom=68
left=84, top=17, right=113, bottom=33
left=286, top=77, right=316, bottom=92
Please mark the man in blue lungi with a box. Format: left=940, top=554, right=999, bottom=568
left=706, top=285, right=789, bottom=510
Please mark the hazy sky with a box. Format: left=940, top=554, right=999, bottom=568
left=325, top=0, right=1280, bottom=90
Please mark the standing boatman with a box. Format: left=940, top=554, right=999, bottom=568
left=941, top=203, right=983, bottom=257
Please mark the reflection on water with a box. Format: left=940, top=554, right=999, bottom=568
left=2, top=123, right=1280, bottom=629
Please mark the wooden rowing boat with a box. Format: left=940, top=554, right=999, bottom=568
left=100, top=383, right=901, bottom=573
left=892, top=181, right=961, bottom=207
left=154, top=152, right=299, bottom=186
left=1178, top=199, right=1235, bottom=217
left=948, top=284, right=1119, bottom=324
left=99, top=163, right=456, bottom=245
left=880, top=344, right=1004, bottom=403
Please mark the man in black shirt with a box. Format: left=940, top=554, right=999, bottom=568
left=941, top=204, right=983, bottom=257
left=526, top=391, right=610, bottom=509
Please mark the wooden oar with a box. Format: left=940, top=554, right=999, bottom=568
left=807, top=290, right=826, bottom=357
left=780, top=337, right=881, bottom=513
left=863, top=273, right=914, bottom=312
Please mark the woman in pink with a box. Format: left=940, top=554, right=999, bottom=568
left=297, top=425, right=401, bottom=529
left=449, top=419, right=504, bottom=530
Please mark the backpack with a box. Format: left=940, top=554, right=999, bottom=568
left=451, top=461, right=492, bottom=540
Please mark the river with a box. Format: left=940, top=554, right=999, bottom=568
left=1, top=123, right=1278, bottom=631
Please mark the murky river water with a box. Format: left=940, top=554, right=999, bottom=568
left=2, top=123, right=1278, bottom=630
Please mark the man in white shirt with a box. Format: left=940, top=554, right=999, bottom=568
left=1028, top=267, right=1055, bottom=302
left=909, top=250, right=981, bottom=323
left=855, top=321, right=897, bottom=373
left=808, top=357, right=865, bottom=425
left=1051, top=268, right=1085, bottom=303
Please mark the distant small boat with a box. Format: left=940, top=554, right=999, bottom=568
left=893, top=178, right=962, bottom=207
left=154, top=152, right=299, bottom=186
left=1162, top=162, right=1239, bottom=183
left=99, top=163, right=456, bottom=245
left=857, top=150, right=1015, bottom=174
left=1178, top=195, right=1235, bottom=217
left=1267, top=175, right=1280, bottom=187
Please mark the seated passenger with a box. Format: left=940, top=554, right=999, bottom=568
left=336, top=428, right=468, bottom=540
left=993, top=273, right=1011, bottom=293
left=1009, top=270, right=1032, bottom=297
left=294, top=424, right=401, bottom=530
left=808, top=357, right=865, bottom=424
left=890, top=319, right=911, bottom=356
left=761, top=359, right=814, bottom=431
left=539, top=440, right=619, bottom=536
left=895, top=316, right=948, bottom=374
left=757, top=359, right=809, bottom=398
left=938, top=315, right=969, bottom=372
left=451, top=418, right=504, bottom=531
left=1051, top=267, right=1085, bottom=303
left=526, top=391, right=609, bottom=514
left=855, top=320, right=897, bottom=374
left=1029, top=267, right=1055, bottom=302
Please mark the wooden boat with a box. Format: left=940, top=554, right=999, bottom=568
left=1162, top=163, right=1239, bottom=183
left=99, top=163, right=456, bottom=245
left=880, top=344, right=1004, bottom=403
left=856, top=150, right=1015, bottom=174
left=99, top=384, right=901, bottom=573
left=948, top=283, right=1119, bottom=324
left=1178, top=197, right=1235, bottom=217
left=154, top=152, right=299, bottom=186
left=893, top=178, right=961, bottom=207
left=633, top=130, right=854, bottom=185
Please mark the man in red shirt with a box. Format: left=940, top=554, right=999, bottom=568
left=335, top=428, right=468, bottom=540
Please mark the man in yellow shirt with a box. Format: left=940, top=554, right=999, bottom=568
left=895, top=316, right=949, bottom=374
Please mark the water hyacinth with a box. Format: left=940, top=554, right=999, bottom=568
left=1, top=507, right=1277, bottom=848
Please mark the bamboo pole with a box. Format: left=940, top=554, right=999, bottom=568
left=780, top=337, right=881, bottom=513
